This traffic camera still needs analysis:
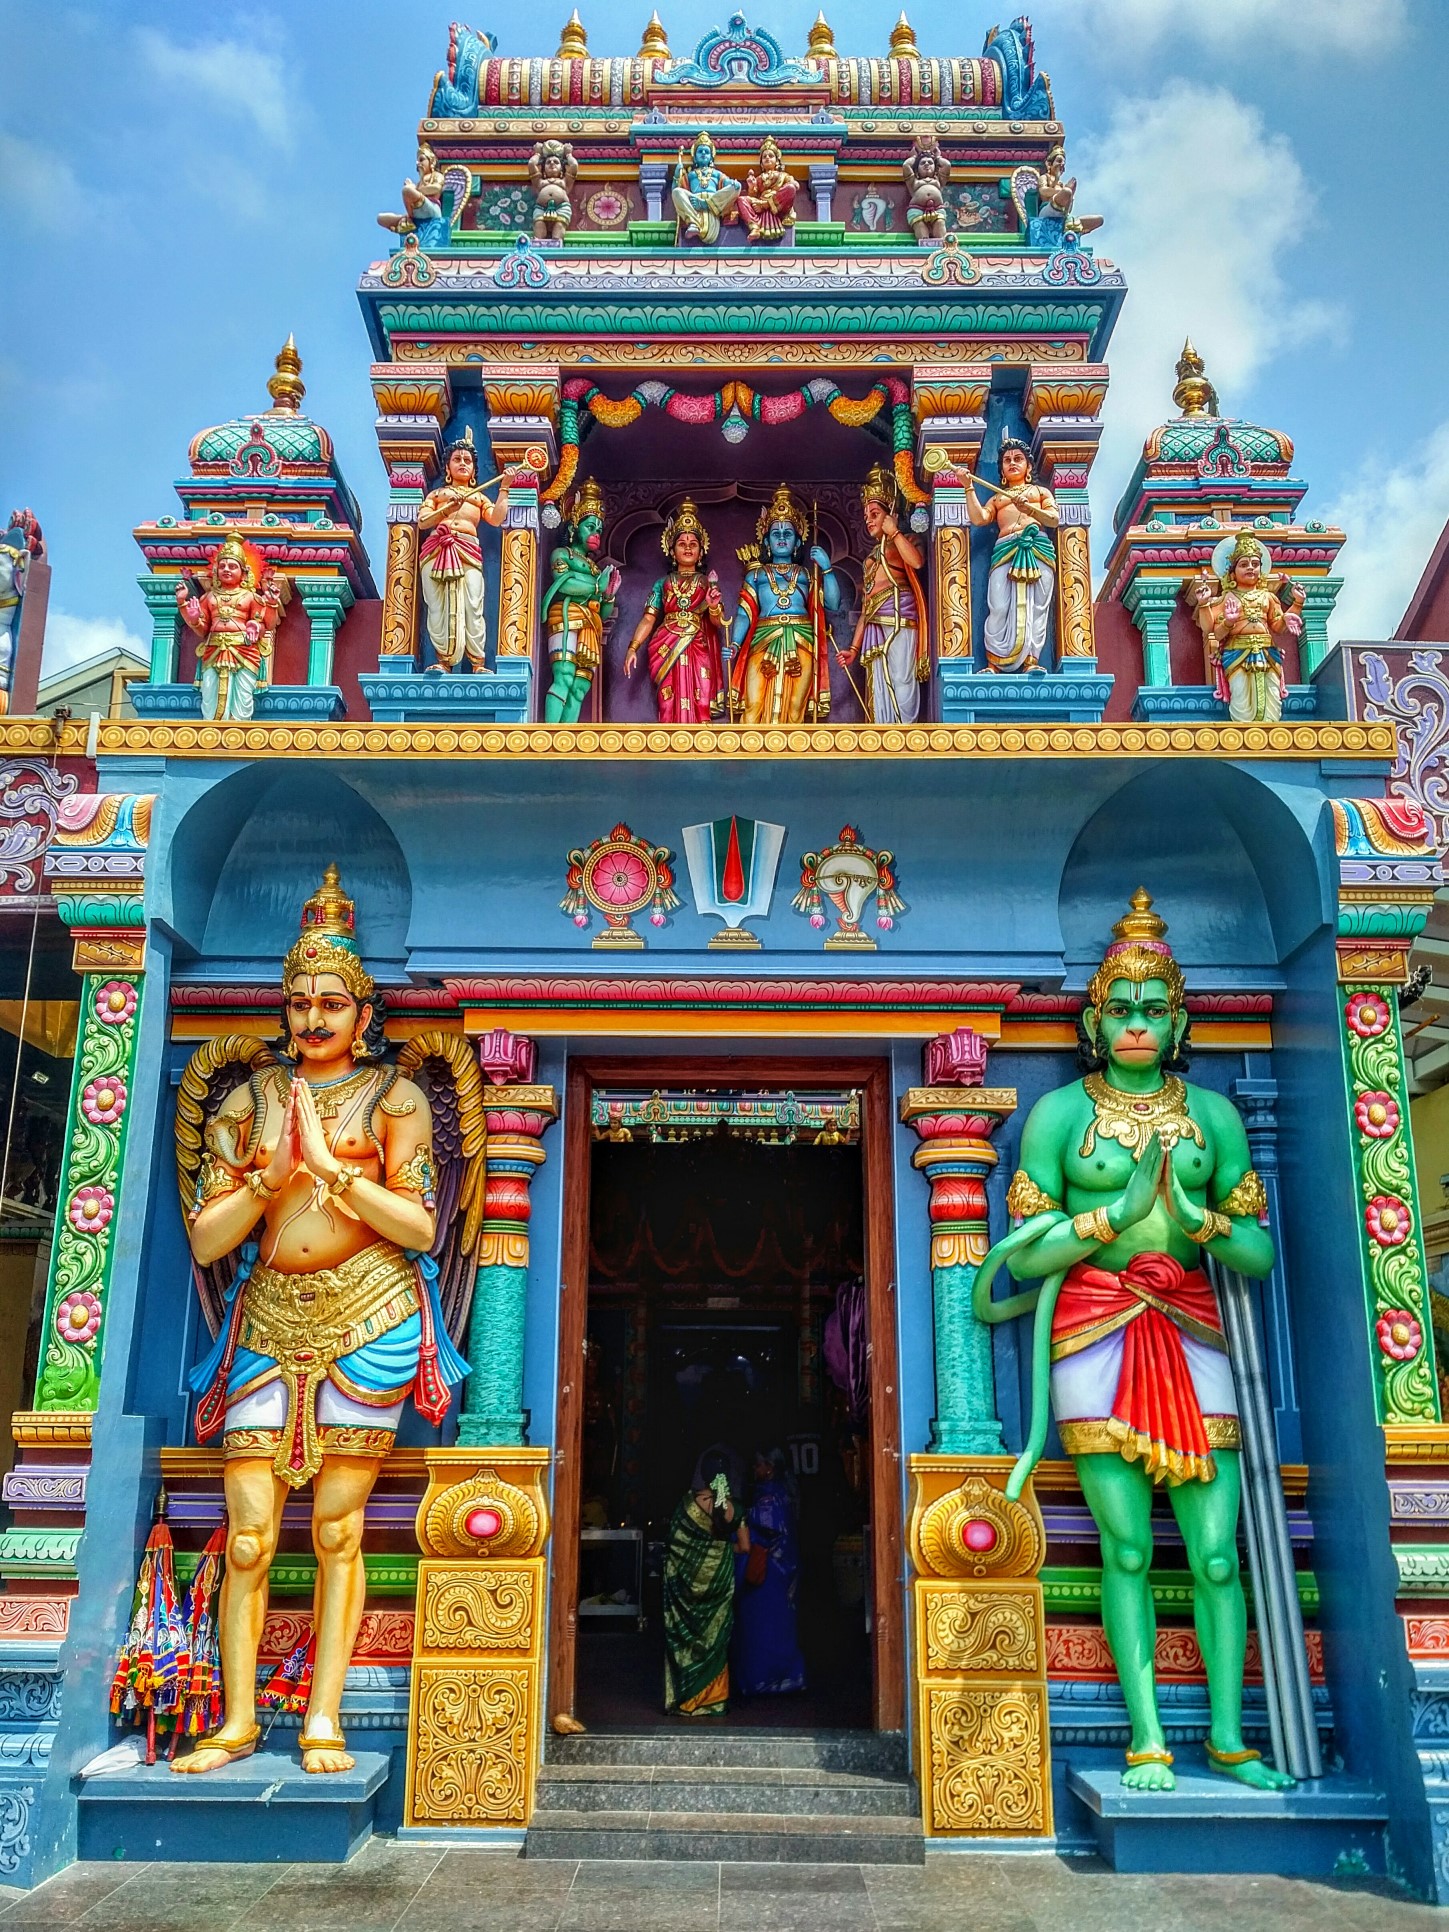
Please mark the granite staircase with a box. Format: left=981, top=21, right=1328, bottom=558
left=526, top=1729, right=923, bottom=1863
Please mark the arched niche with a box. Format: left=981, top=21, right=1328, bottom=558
left=1059, top=762, right=1325, bottom=983
left=164, top=765, right=412, bottom=973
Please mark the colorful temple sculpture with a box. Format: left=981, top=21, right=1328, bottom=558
left=7, top=5, right=1449, bottom=1903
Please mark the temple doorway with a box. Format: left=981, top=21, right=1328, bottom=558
left=549, top=1060, right=903, bottom=1734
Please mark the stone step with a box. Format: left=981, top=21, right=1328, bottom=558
left=544, top=1728, right=908, bottom=1777
left=535, top=1762, right=918, bottom=1817
left=524, top=1807, right=925, bottom=1864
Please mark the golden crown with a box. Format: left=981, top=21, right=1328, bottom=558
left=756, top=483, right=807, bottom=542
left=212, top=532, right=258, bottom=588
left=1085, top=888, right=1185, bottom=1013
left=568, top=477, right=606, bottom=527
left=661, top=498, right=709, bottom=558
left=282, top=864, right=375, bottom=1004
left=1229, top=531, right=1265, bottom=564
left=861, top=463, right=898, bottom=511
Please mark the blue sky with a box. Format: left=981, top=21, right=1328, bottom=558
left=3, top=0, right=1445, bottom=674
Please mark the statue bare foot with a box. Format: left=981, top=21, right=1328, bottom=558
left=171, top=1723, right=260, bottom=1774
left=1122, top=1749, right=1176, bottom=1793
left=299, top=1726, right=355, bottom=1775
left=1207, top=1745, right=1294, bottom=1791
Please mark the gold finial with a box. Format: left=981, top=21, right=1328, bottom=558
left=1086, top=888, right=1185, bottom=1014
left=266, top=335, right=305, bottom=413
left=283, top=864, right=374, bottom=1002
left=638, top=11, right=669, bottom=58
left=807, top=11, right=837, bottom=57
left=889, top=12, right=919, bottom=58
left=1112, top=887, right=1168, bottom=948
left=556, top=9, right=588, bottom=57
left=1171, top=337, right=1218, bottom=419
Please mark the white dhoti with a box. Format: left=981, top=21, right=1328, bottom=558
left=421, top=558, right=487, bottom=671
left=860, top=606, right=922, bottom=725
left=984, top=556, right=1055, bottom=673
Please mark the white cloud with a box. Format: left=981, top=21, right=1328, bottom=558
left=1079, top=82, right=1338, bottom=542
left=1323, top=422, right=1449, bottom=640
left=41, top=611, right=150, bottom=681
left=0, top=134, right=83, bottom=233
left=133, top=28, right=295, bottom=149
left=1069, top=0, right=1406, bottom=58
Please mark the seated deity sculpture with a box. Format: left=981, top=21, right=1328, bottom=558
left=672, top=131, right=740, bottom=244
left=735, top=137, right=797, bottom=244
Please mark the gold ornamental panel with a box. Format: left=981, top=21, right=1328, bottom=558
left=914, top=1471, right=1045, bottom=1580
left=925, top=1683, right=1051, bottom=1836
left=407, top=1660, right=534, bottom=1827
left=421, top=1566, right=536, bottom=1652
left=416, top=1447, right=551, bottom=1558
left=921, top=1584, right=1040, bottom=1675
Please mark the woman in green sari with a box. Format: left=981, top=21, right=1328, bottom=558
left=664, top=1446, right=745, bottom=1717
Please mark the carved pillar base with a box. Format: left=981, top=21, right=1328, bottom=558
left=405, top=1448, right=551, bottom=1831
left=908, top=1455, right=1052, bottom=1840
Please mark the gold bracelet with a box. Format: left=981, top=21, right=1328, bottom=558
left=326, top=1165, right=362, bottom=1201
left=245, top=1170, right=281, bottom=1202
left=1186, top=1209, right=1231, bottom=1246
left=1072, top=1206, right=1116, bottom=1245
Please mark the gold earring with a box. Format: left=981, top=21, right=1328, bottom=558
left=351, top=1035, right=371, bottom=1061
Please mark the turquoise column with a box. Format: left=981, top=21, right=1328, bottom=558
left=455, top=1063, right=558, bottom=1448
left=1122, top=576, right=1180, bottom=688
left=901, top=1083, right=1017, bottom=1455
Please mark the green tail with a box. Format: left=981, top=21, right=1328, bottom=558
left=972, top=1212, right=1066, bottom=1502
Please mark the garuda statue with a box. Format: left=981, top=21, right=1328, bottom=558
left=172, top=866, right=485, bottom=1775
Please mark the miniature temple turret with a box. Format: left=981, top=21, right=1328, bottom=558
left=131, top=340, right=375, bottom=723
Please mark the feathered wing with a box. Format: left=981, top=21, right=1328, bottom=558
left=175, top=1035, right=281, bottom=1336
left=1009, top=165, right=1039, bottom=231
left=395, top=1031, right=487, bottom=1345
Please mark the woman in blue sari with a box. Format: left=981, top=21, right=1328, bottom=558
left=733, top=1447, right=806, bottom=1696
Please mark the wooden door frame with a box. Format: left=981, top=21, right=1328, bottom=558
left=547, top=1053, right=905, bottom=1732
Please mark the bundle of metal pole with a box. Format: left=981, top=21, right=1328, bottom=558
left=1211, top=1259, right=1323, bottom=1780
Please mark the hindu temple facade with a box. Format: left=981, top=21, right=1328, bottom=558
left=2, top=6, right=1449, bottom=1898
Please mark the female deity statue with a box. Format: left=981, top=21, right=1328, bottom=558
left=623, top=499, right=729, bottom=723
left=175, top=533, right=288, bottom=722
left=728, top=485, right=843, bottom=726
left=974, top=890, right=1292, bottom=1796
left=902, top=134, right=951, bottom=244
left=541, top=479, right=619, bottom=724
left=837, top=464, right=928, bottom=725
left=671, top=131, right=740, bottom=245
left=173, top=867, right=479, bottom=1776
left=529, top=139, right=578, bottom=243
left=416, top=428, right=514, bottom=674
left=735, top=137, right=798, bottom=245
left=1187, top=532, right=1303, bottom=724
left=964, top=437, right=1059, bottom=672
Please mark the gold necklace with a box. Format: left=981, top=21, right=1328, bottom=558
left=1079, top=1071, right=1205, bottom=1160
left=298, top=1067, right=378, bottom=1122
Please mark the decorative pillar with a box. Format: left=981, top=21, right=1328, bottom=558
left=497, top=492, right=539, bottom=659
left=1230, top=1077, right=1302, bottom=1456
left=456, top=1030, right=558, bottom=1449
left=639, top=159, right=670, bottom=223
left=483, top=370, right=559, bottom=682
left=907, top=1459, right=1053, bottom=1839
left=296, top=578, right=354, bottom=687
left=31, top=796, right=153, bottom=1414
left=138, top=575, right=180, bottom=684
left=1122, top=575, right=1180, bottom=690
left=1053, top=514, right=1094, bottom=657
left=406, top=1449, right=551, bottom=1831
left=808, top=162, right=837, bottom=222
left=381, top=519, right=420, bottom=658
left=931, top=487, right=972, bottom=662
left=901, top=1028, right=1017, bottom=1455
left=1297, top=577, right=1343, bottom=680
left=1333, top=797, right=1443, bottom=1423
left=914, top=365, right=989, bottom=681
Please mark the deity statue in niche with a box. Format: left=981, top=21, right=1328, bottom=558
left=729, top=485, right=843, bottom=725
left=837, top=464, right=928, bottom=725
left=417, top=428, right=514, bottom=674
left=175, top=533, right=288, bottom=722
left=0, top=510, right=41, bottom=715
left=542, top=479, right=619, bottom=723
left=735, top=136, right=798, bottom=244
left=903, top=134, right=951, bottom=244
left=377, top=143, right=447, bottom=241
left=978, top=890, right=1291, bottom=1794
left=1186, top=532, right=1304, bottom=723
left=964, top=437, right=1059, bottom=672
left=624, top=499, right=728, bottom=723
left=671, top=131, right=740, bottom=244
left=174, top=867, right=480, bottom=1776
left=1010, top=144, right=1102, bottom=252
left=529, top=139, right=578, bottom=242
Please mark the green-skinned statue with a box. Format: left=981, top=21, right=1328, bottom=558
left=975, top=889, right=1292, bottom=1795
left=541, top=479, right=618, bottom=725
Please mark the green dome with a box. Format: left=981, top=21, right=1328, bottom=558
left=1144, top=414, right=1292, bottom=469
left=192, top=411, right=332, bottom=469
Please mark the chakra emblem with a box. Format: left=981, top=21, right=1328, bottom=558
left=563, top=823, right=680, bottom=950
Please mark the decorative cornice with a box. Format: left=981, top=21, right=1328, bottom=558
left=3, top=719, right=1396, bottom=763
left=11, top=1411, right=91, bottom=1447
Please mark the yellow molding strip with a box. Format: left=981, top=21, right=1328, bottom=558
left=1385, top=1425, right=1449, bottom=1463
left=0, top=718, right=1396, bottom=763
left=11, top=1411, right=92, bottom=1446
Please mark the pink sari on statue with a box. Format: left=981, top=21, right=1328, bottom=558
left=646, top=573, right=726, bottom=724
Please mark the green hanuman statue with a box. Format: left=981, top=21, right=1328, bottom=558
left=541, top=479, right=618, bottom=725
left=977, top=890, right=1292, bottom=1794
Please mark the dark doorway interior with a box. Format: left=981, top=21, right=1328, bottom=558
left=576, top=1125, right=872, bottom=1730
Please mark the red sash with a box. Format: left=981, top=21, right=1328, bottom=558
left=419, top=524, right=482, bottom=577
left=1053, top=1253, right=1225, bottom=1483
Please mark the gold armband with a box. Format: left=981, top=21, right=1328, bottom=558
left=1217, top=1169, right=1267, bottom=1220
left=1072, top=1206, right=1116, bottom=1246
left=1186, top=1209, right=1232, bottom=1246
left=196, top=1151, right=243, bottom=1208
left=1006, top=1169, right=1062, bottom=1219
left=245, top=1169, right=282, bottom=1203
left=388, top=1147, right=437, bottom=1201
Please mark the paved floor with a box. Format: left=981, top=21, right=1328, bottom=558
left=0, top=1843, right=1444, bottom=1932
